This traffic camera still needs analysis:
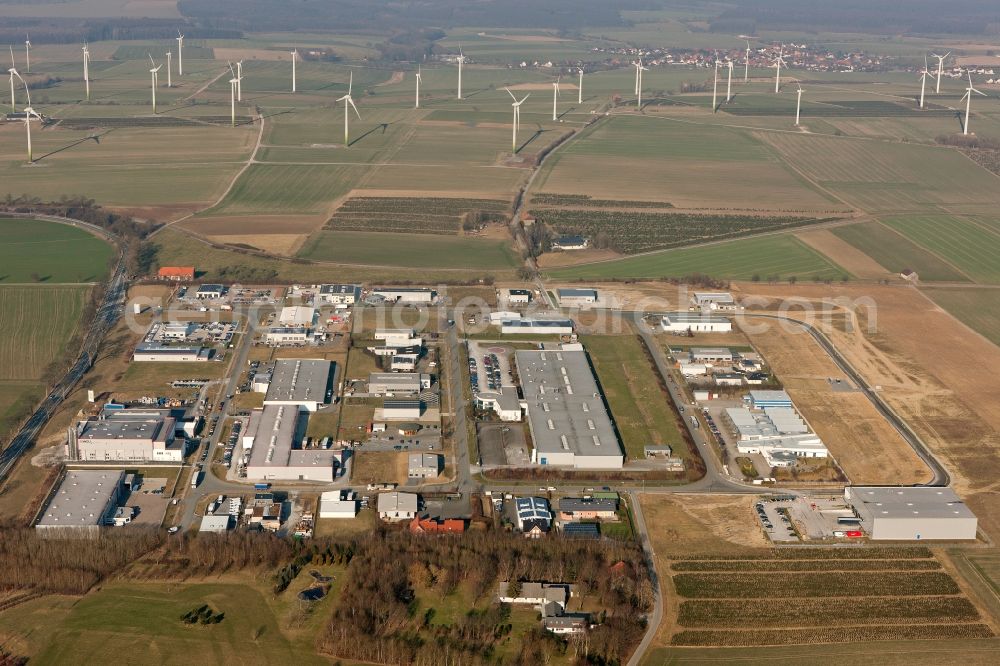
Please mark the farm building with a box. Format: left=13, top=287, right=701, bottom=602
left=243, top=405, right=337, bottom=482
left=691, top=291, right=737, bottom=311
left=132, top=344, right=211, bottom=362
left=67, top=411, right=183, bottom=463
left=552, top=235, right=589, bottom=251
left=378, top=492, right=419, bottom=522
left=556, top=288, right=598, bottom=306
left=371, top=287, right=436, bottom=303
left=501, top=318, right=574, bottom=335
left=515, top=348, right=624, bottom=469
left=277, top=306, right=315, bottom=327
left=407, top=453, right=442, bottom=479
left=318, top=284, right=360, bottom=305
left=475, top=387, right=523, bottom=421
left=35, top=470, right=124, bottom=538
left=367, top=372, right=431, bottom=396
left=264, top=327, right=310, bottom=345
left=505, top=288, right=532, bottom=304
left=263, top=359, right=335, bottom=411
left=157, top=266, right=195, bottom=281
left=660, top=313, right=732, bottom=333
left=195, top=284, right=225, bottom=300
left=845, top=487, right=977, bottom=541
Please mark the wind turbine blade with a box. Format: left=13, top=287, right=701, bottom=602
left=348, top=71, right=353, bottom=95
left=349, top=97, right=361, bottom=119
left=506, top=87, right=517, bottom=101
left=148, top=54, right=155, bottom=66
left=519, top=93, right=530, bottom=103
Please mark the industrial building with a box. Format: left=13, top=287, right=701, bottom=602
left=725, top=405, right=828, bottom=466
left=243, top=405, right=336, bottom=482
left=374, top=328, right=416, bottom=343
left=132, top=344, right=211, bottom=362
left=35, top=470, right=124, bottom=537
left=263, top=327, right=310, bottom=345
left=160, top=322, right=197, bottom=340
left=688, top=347, right=735, bottom=364
left=390, top=354, right=419, bottom=371
left=475, top=387, right=523, bottom=421
left=319, top=490, right=358, bottom=518
left=692, top=291, right=737, bottom=311
left=382, top=399, right=422, bottom=420
left=319, top=284, right=360, bottom=305
left=748, top=390, right=793, bottom=409
left=263, top=359, right=334, bottom=411
left=515, top=348, right=623, bottom=469
left=199, top=515, right=232, bottom=533
left=367, top=372, right=431, bottom=396
left=378, top=492, right=419, bottom=521
left=556, top=288, right=598, bottom=306
left=407, top=453, right=442, bottom=479
left=505, top=288, right=532, bottom=304
left=845, top=487, right=978, bottom=541
left=371, top=287, right=436, bottom=303
left=195, top=284, right=226, bottom=300
left=501, top=318, right=574, bottom=336
left=660, top=312, right=732, bottom=333
left=277, top=305, right=315, bottom=327
left=67, top=410, right=184, bottom=462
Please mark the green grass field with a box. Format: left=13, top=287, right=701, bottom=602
left=582, top=334, right=686, bottom=460
left=0, top=582, right=325, bottom=666
left=548, top=234, right=848, bottom=281
left=0, top=380, right=44, bottom=441
left=296, top=230, right=519, bottom=269
left=209, top=163, right=361, bottom=215
left=832, top=221, right=970, bottom=282
left=882, top=215, right=1000, bottom=284
left=0, top=286, right=89, bottom=381
left=0, top=218, right=114, bottom=283
left=922, top=288, right=1000, bottom=346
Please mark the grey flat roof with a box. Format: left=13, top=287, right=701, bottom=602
left=557, top=288, right=597, bottom=298
left=503, top=318, right=573, bottom=328
left=78, top=413, right=171, bottom=442
left=37, top=470, right=123, bottom=527
left=264, top=359, right=332, bottom=404
left=247, top=405, right=300, bottom=469
left=663, top=312, right=730, bottom=324
left=369, top=372, right=422, bottom=388
left=850, top=487, right=977, bottom=520
left=515, top=349, right=622, bottom=460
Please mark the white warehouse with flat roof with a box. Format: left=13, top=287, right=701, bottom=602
left=263, top=359, right=334, bottom=411
left=845, top=487, right=977, bottom=541
left=244, top=404, right=336, bottom=482
left=515, top=348, right=624, bottom=469
left=660, top=313, right=732, bottom=333
left=35, top=470, right=124, bottom=537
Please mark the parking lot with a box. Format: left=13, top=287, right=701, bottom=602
left=467, top=341, right=515, bottom=395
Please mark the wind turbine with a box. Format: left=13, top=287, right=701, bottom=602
left=505, top=87, right=528, bottom=153
left=8, top=46, right=16, bottom=112
left=795, top=84, right=803, bottom=126
left=773, top=45, right=787, bottom=94
left=635, top=58, right=648, bottom=108
left=176, top=32, right=184, bottom=76
left=414, top=66, right=421, bottom=108
left=712, top=58, right=720, bottom=112
left=960, top=70, right=986, bottom=135
left=918, top=55, right=931, bottom=109
left=931, top=52, right=950, bottom=94
left=291, top=49, right=297, bottom=92
left=10, top=68, right=37, bottom=162
left=726, top=59, right=734, bottom=103
left=229, top=77, right=238, bottom=127
left=166, top=51, right=172, bottom=88
left=24, top=35, right=30, bottom=73
left=456, top=47, right=465, bottom=100
left=82, top=43, right=90, bottom=100
left=236, top=60, right=243, bottom=101
left=552, top=77, right=561, bottom=121
left=148, top=54, right=161, bottom=113
left=744, top=40, right=751, bottom=82
left=577, top=67, right=584, bottom=104
left=337, top=71, right=361, bottom=145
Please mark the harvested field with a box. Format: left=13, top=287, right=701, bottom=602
left=796, top=226, right=893, bottom=280
left=922, top=287, right=1000, bottom=347
left=740, top=316, right=932, bottom=485
left=180, top=214, right=325, bottom=236
left=671, top=624, right=992, bottom=647
left=671, top=559, right=942, bottom=572
left=209, top=234, right=307, bottom=256
left=672, top=572, right=961, bottom=598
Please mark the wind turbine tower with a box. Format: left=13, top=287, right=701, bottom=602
left=932, top=52, right=950, bottom=94
left=961, top=70, right=986, bottom=135
left=744, top=40, right=751, bottom=82
left=229, top=76, right=238, bottom=127
left=578, top=67, right=584, bottom=104
left=552, top=77, right=560, bottom=121
left=166, top=51, right=172, bottom=87
left=456, top=48, right=465, bottom=100
left=635, top=58, right=648, bottom=108
left=415, top=66, right=421, bottom=108
left=773, top=45, right=787, bottom=94
left=176, top=32, right=184, bottom=76
left=795, top=85, right=803, bottom=126
left=24, top=35, right=30, bottom=73
left=291, top=49, right=297, bottom=92
left=919, top=55, right=930, bottom=109
left=506, top=87, right=528, bottom=153
left=726, top=59, right=734, bottom=102
left=712, top=58, right=720, bottom=112
left=10, top=68, right=36, bottom=161
left=236, top=61, right=243, bottom=101
left=82, top=43, right=90, bottom=101
left=8, top=46, right=16, bottom=111
left=337, top=71, right=361, bottom=145
left=148, top=54, right=161, bottom=113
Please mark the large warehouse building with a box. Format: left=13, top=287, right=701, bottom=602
left=243, top=404, right=336, bottom=482
left=660, top=313, right=732, bottom=333
left=67, top=411, right=184, bottom=462
left=845, top=486, right=978, bottom=541
left=35, top=470, right=124, bottom=537
left=515, top=348, right=624, bottom=469
left=263, top=359, right=335, bottom=411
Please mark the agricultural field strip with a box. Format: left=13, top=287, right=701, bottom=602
left=326, top=196, right=511, bottom=234
left=882, top=215, right=1000, bottom=283
left=831, top=221, right=973, bottom=283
